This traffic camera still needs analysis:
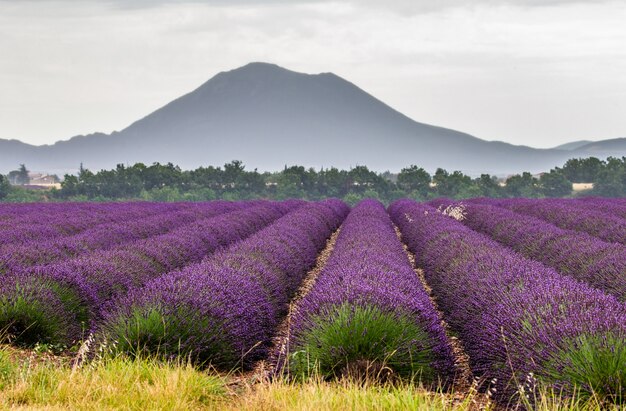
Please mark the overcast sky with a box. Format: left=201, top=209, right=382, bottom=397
left=1, top=0, right=625, bottom=148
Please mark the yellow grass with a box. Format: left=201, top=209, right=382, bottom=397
left=0, top=348, right=225, bottom=410
left=226, top=376, right=497, bottom=410
left=0, top=346, right=620, bottom=410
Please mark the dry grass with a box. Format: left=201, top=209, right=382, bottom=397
left=0, top=346, right=225, bottom=410
left=0, top=345, right=620, bottom=410
left=226, top=377, right=489, bottom=411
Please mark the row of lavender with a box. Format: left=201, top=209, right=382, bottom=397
left=428, top=198, right=626, bottom=301
left=285, top=200, right=455, bottom=384
left=574, top=196, right=626, bottom=219
left=0, top=201, right=303, bottom=346
left=0, top=202, right=202, bottom=237
left=0, top=201, right=248, bottom=274
left=390, top=199, right=625, bottom=403
left=0, top=202, right=164, bottom=226
left=100, top=199, right=349, bottom=369
left=478, top=197, right=626, bottom=245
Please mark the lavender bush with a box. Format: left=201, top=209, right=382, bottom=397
left=100, top=199, right=349, bottom=370
left=390, top=199, right=626, bottom=404
left=0, top=202, right=295, bottom=347
left=0, top=202, right=192, bottom=245
left=428, top=198, right=626, bottom=301
left=491, top=198, right=626, bottom=245
left=0, top=202, right=249, bottom=274
left=287, top=199, right=455, bottom=384
left=572, top=197, right=626, bottom=219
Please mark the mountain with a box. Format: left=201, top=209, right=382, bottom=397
left=552, top=140, right=593, bottom=151
left=1, top=62, right=624, bottom=175
left=572, top=138, right=626, bottom=155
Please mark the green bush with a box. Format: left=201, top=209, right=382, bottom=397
left=543, top=333, right=625, bottom=404
left=290, top=304, right=436, bottom=382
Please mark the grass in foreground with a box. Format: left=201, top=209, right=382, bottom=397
left=0, top=345, right=621, bottom=410
left=0, top=346, right=225, bottom=410
left=225, top=377, right=489, bottom=411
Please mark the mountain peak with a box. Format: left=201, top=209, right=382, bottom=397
left=218, top=62, right=298, bottom=79
left=234, top=61, right=285, bottom=71
left=193, top=62, right=308, bottom=95
left=216, top=62, right=339, bottom=82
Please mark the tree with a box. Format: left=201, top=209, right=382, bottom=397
left=346, top=166, right=390, bottom=198
left=59, top=174, right=80, bottom=197
left=397, top=165, right=431, bottom=198
left=432, top=168, right=474, bottom=198
left=593, top=157, right=626, bottom=197
left=540, top=170, right=572, bottom=197
left=238, top=169, right=266, bottom=197
left=17, top=164, right=29, bottom=185
left=0, top=174, right=10, bottom=199
left=347, top=166, right=374, bottom=192
left=142, top=163, right=183, bottom=190
left=593, top=172, right=625, bottom=197
left=504, top=172, right=540, bottom=197
left=475, top=174, right=502, bottom=197
left=273, top=166, right=314, bottom=199
left=8, top=164, right=30, bottom=185
left=223, top=160, right=246, bottom=188
left=317, top=167, right=349, bottom=198
left=275, top=174, right=306, bottom=200
left=562, top=157, right=604, bottom=183
left=188, top=165, right=223, bottom=191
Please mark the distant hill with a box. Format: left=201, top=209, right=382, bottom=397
left=1, top=62, right=624, bottom=175
left=552, top=140, right=593, bottom=150
left=572, top=138, right=626, bottom=155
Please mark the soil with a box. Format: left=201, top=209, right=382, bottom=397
left=237, top=228, right=342, bottom=383
left=394, top=225, right=496, bottom=410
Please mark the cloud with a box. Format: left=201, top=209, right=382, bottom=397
left=104, top=0, right=618, bottom=17
left=2, top=0, right=612, bottom=12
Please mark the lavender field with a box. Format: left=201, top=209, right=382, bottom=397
left=0, top=198, right=624, bottom=408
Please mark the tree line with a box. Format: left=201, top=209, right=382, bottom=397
left=1, top=157, right=625, bottom=203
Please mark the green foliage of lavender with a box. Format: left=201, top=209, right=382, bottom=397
left=543, top=333, right=626, bottom=404
left=290, top=304, right=437, bottom=381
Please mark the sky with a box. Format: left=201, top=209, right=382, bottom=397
left=0, top=0, right=625, bottom=148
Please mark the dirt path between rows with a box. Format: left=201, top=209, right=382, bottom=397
left=394, top=225, right=495, bottom=410
left=249, top=228, right=341, bottom=381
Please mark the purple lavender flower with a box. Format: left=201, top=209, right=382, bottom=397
left=288, top=199, right=455, bottom=384
left=390, top=199, right=626, bottom=404
left=0, top=202, right=246, bottom=274
left=570, top=197, right=626, bottom=220
left=428, top=198, right=626, bottom=301
left=100, top=199, right=349, bottom=370
left=488, top=198, right=626, bottom=245
left=0, top=202, right=297, bottom=347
